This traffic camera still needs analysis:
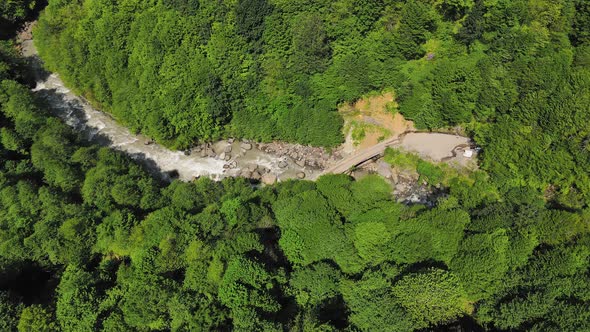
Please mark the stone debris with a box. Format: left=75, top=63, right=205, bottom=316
left=257, top=142, right=345, bottom=170
left=376, top=161, right=392, bottom=179
left=262, top=174, right=277, bottom=185
left=251, top=171, right=262, bottom=180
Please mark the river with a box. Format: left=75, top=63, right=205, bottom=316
left=20, top=35, right=326, bottom=182
left=19, top=26, right=475, bottom=184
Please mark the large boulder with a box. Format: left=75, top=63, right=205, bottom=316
left=262, top=174, right=277, bottom=185
left=251, top=171, right=262, bottom=180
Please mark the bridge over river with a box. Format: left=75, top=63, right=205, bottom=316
left=323, top=132, right=474, bottom=175
left=19, top=24, right=473, bottom=182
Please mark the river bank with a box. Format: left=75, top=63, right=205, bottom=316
left=18, top=24, right=348, bottom=183
left=17, top=22, right=476, bottom=191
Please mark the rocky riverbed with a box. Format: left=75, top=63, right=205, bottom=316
left=18, top=25, right=345, bottom=183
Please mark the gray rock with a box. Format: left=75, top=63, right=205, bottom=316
left=241, top=142, right=252, bottom=150
left=240, top=170, right=252, bottom=178
left=296, top=172, right=306, bottom=179
left=228, top=138, right=234, bottom=144
left=278, top=160, right=288, bottom=168
left=224, top=145, right=232, bottom=153
left=224, top=153, right=231, bottom=161
left=219, top=152, right=226, bottom=160
left=251, top=171, right=262, bottom=180
left=229, top=161, right=238, bottom=169
left=247, top=164, right=258, bottom=172
left=262, top=174, right=277, bottom=185
left=376, top=161, right=393, bottom=179
left=184, top=150, right=191, bottom=156
left=295, top=159, right=306, bottom=167
left=200, top=149, right=208, bottom=158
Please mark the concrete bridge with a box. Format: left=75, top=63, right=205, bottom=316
left=322, top=132, right=473, bottom=175
left=323, top=136, right=402, bottom=174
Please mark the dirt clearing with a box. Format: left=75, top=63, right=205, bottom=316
left=340, top=91, right=415, bottom=151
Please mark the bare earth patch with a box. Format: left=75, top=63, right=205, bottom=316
left=340, top=92, right=415, bottom=152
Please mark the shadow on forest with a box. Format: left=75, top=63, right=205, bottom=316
left=0, top=0, right=48, bottom=41
left=0, top=261, right=58, bottom=305
left=24, top=53, right=52, bottom=84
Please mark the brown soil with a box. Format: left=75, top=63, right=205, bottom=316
left=358, top=131, right=383, bottom=150
left=340, top=92, right=415, bottom=151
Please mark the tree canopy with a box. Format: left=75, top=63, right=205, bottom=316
left=0, top=0, right=589, bottom=331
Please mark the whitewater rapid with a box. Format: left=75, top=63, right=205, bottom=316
left=21, top=38, right=320, bottom=182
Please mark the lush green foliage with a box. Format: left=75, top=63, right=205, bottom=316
left=34, top=0, right=349, bottom=148
left=0, top=0, right=35, bottom=23
left=1, top=1, right=590, bottom=331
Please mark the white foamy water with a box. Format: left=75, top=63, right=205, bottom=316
left=22, top=39, right=319, bottom=182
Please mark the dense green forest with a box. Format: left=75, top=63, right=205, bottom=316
left=33, top=0, right=590, bottom=149
left=0, top=0, right=589, bottom=331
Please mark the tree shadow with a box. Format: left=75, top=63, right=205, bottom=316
left=23, top=52, right=52, bottom=84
